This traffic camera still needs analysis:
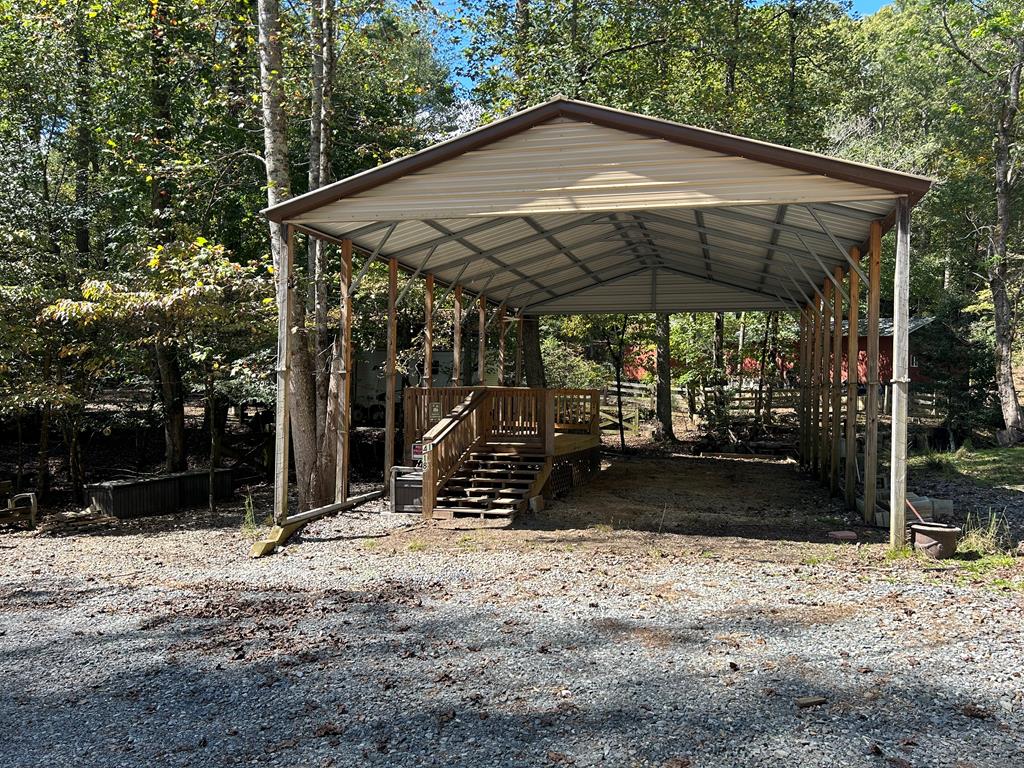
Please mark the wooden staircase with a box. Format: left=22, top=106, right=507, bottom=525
left=433, top=447, right=549, bottom=519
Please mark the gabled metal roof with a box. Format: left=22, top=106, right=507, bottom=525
left=264, top=98, right=932, bottom=315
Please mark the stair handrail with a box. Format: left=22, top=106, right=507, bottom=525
left=421, top=389, right=492, bottom=519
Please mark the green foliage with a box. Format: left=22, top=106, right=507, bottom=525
left=540, top=336, right=608, bottom=389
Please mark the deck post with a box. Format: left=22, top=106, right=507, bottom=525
left=384, top=257, right=398, bottom=483
left=810, top=296, right=822, bottom=472
left=272, top=225, right=294, bottom=524
left=515, top=315, right=523, bottom=386
left=335, top=238, right=353, bottom=504
left=819, top=280, right=832, bottom=482
left=497, top=304, right=506, bottom=385
left=890, top=198, right=911, bottom=548
left=424, top=273, right=433, bottom=389
left=844, top=248, right=860, bottom=509
left=477, top=293, right=486, bottom=384
left=864, top=221, right=882, bottom=523
left=830, top=266, right=844, bottom=495
left=453, top=285, right=462, bottom=386
left=544, top=388, right=555, bottom=456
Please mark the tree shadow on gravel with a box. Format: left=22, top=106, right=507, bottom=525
left=4, top=581, right=1020, bottom=768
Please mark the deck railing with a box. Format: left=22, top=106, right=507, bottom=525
left=420, top=389, right=492, bottom=519
left=551, top=388, right=600, bottom=434
left=408, top=386, right=602, bottom=517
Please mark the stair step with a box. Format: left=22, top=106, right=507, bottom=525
left=465, top=459, right=544, bottom=469
left=434, top=507, right=517, bottom=518
left=448, top=476, right=534, bottom=486
left=470, top=468, right=537, bottom=477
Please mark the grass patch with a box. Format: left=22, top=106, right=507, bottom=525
left=910, top=446, right=1024, bottom=487
left=240, top=493, right=266, bottom=540
left=800, top=551, right=837, bottom=566
left=959, top=510, right=1012, bottom=555
left=407, top=539, right=427, bottom=552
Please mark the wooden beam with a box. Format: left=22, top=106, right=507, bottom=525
left=830, top=266, right=844, bottom=496
left=890, top=198, right=910, bottom=548
left=384, top=257, right=398, bottom=482
left=864, top=220, right=882, bottom=523
left=272, top=225, right=294, bottom=525
left=819, top=279, right=832, bottom=482
left=515, top=314, right=523, bottom=386
left=497, top=304, right=506, bottom=385
left=452, top=285, right=462, bottom=386
left=844, top=248, right=860, bottom=509
left=335, top=239, right=353, bottom=504
left=477, top=293, right=486, bottom=384
left=251, top=489, right=385, bottom=557
left=424, top=273, right=434, bottom=389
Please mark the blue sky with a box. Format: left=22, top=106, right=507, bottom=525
left=430, top=1, right=894, bottom=95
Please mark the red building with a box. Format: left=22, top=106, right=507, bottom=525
left=840, top=316, right=933, bottom=383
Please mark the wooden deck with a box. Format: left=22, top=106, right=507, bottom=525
left=404, top=387, right=601, bottom=520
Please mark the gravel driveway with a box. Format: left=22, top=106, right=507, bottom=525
left=3, top=456, right=1023, bottom=768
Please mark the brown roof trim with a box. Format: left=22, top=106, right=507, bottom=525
left=264, top=98, right=933, bottom=224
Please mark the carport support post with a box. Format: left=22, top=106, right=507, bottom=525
left=452, top=285, right=463, bottom=385
left=384, top=257, right=398, bottom=483
left=864, top=221, right=882, bottom=523
left=810, top=296, right=822, bottom=472
left=477, top=294, right=486, bottom=384
left=424, top=273, right=434, bottom=388
left=830, top=266, right=844, bottom=496
left=844, top=248, right=861, bottom=510
left=336, top=238, right=353, bottom=504
left=820, top=280, right=832, bottom=483
left=801, top=307, right=812, bottom=465
left=497, top=304, right=507, bottom=385
left=272, top=225, right=294, bottom=524
left=797, top=308, right=808, bottom=464
left=890, top=198, right=911, bottom=549
left=515, top=315, right=523, bottom=386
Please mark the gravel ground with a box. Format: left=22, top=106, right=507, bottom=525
left=2, top=457, right=1023, bottom=768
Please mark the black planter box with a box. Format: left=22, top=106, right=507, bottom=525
left=87, top=469, right=233, bottom=519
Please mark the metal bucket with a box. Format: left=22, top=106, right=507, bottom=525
left=909, top=523, right=961, bottom=559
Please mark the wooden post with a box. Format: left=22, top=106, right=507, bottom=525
left=423, top=273, right=433, bottom=389
left=452, top=285, right=462, bottom=386
left=477, top=293, right=486, bottom=384
left=844, top=248, right=860, bottom=509
left=384, top=257, right=397, bottom=484
left=515, top=314, right=523, bottom=386
left=335, top=238, right=353, bottom=504
left=272, top=225, right=294, bottom=524
left=799, top=308, right=809, bottom=465
left=797, top=309, right=806, bottom=464
left=810, top=296, right=822, bottom=472
left=819, top=280, right=832, bottom=482
left=497, top=304, right=506, bottom=385
left=830, top=266, right=843, bottom=496
left=890, top=198, right=911, bottom=549
left=864, top=220, right=882, bottom=523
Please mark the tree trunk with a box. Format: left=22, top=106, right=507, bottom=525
left=73, top=21, right=92, bottom=262
left=522, top=315, right=546, bottom=387
left=989, top=41, right=1022, bottom=440
left=257, top=0, right=327, bottom=510
left=37, top=354, right=51, bottom=500
left=765, top=311, right=779, bottom=423
left=655, top=313, right=674, bottom=440
left=713, top=311, right=726, bottom=410
left=155, top=342, right=187, bottom=472
left=64, top=416, right=85, bottom=505
left=755, top=312, right=771, bottom=424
